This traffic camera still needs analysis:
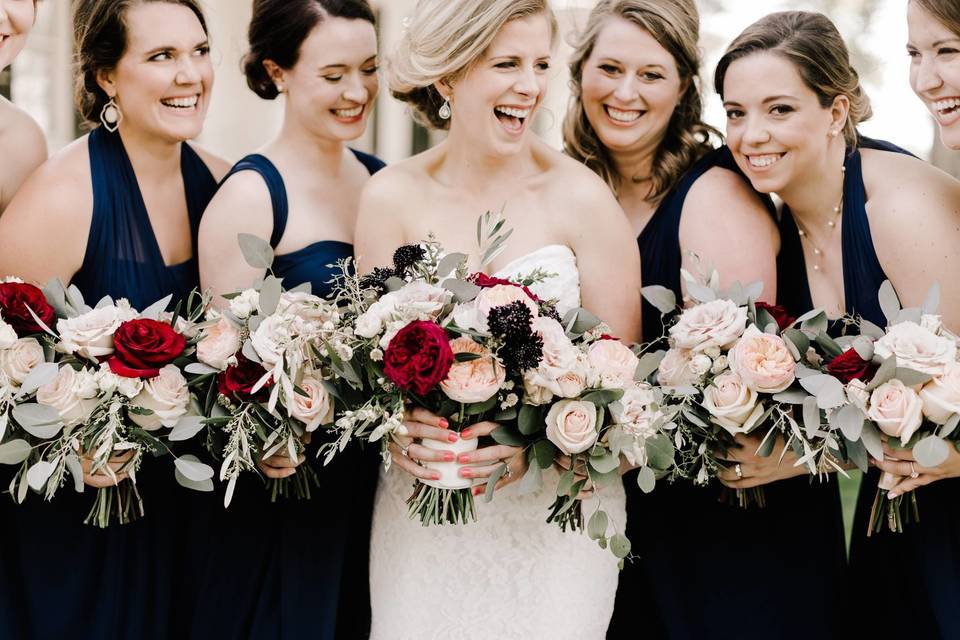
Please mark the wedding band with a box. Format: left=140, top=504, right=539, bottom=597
left=503, top=464, right=513, bottom=480
left=400, top=444, right=410, bottom=458
left=734, top=463, right=743, bottom=479
left=910, top=463, right=919, bottom=479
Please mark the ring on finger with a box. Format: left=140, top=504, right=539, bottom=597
left=503, top=463, right=513, bottom=480
left=910, top=462, right=920, bottom=479
left=734, top=463, right=743, bottom=479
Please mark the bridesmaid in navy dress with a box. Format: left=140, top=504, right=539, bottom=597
left=716, top=10, right=960, bottom=638
left=196, top=2, right=382, bottom=638
left=562, top=4, right=846, bottom=639
left=0, top=1, right=228, bottom=638
left=0, top=0, right=46, bottom=214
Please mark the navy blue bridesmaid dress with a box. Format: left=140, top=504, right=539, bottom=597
left=187, top=150, right=383, bottom=640
left=0, top=125, right=217, bottom=639
left=608, top=146, right=847, bottom=640
left=779, top=137, right=960, bottom=638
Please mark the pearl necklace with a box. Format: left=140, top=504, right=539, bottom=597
left=795, top=166, right=845, bottom=273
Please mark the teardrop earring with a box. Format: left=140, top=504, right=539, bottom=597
left=438, top=99, right=451, bottom=120
left=100, top=97, right=122, bottom=133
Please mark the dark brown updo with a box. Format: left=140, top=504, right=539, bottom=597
left=73, top=0, right=208, bottom=125
left=243, top=0, right=376, bottom=100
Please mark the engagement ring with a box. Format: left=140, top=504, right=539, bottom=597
left=734, top=463, right=743, bottom=479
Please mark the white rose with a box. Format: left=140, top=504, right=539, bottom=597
left=587, top=339, right=640, bottom=389
left=197, top=317, right=241, bottom=371
left=846, top=379, right=870, bottom=411
left=522, top=375, right=554, bottom=406
left=0, top=338, right=44, bottom=384
left=128, top=365, right=189, bottom=431
left=355, top=282, right=448, bottom=338
left=289, top=375, right=334, bottom=431
left=874, top=321, right=956, bottom=377
left=690, top=354, right=713, bottom=378
left=545, top=399, right=599, bottom=455
left=229, top=289, right=260, bottom=319
left=669, top=299, right=748, bottom=353
left=450, top=301, right=487, bottom=334
left=710, top=355, right=729, bottom=375
left=37, top=365, right=98, bottom=427
left=610, top=384, right=660, bottom=437
left=250, top=315, right=293, bottom=367
left=95, top=362, right=143, bottom=398
left=867, top=379, right=923, bottom=442
left=920, top=362, right=960, bottom=425
left=57, top=303, right=137, bottom=360
left=657, top=348, right=701, bottom=386
left=702, top=371, right=762, bottom=434
left=73, top=368, right=100, bottom=399
left=523, top=316, right=587, bottom=398
left=0, top=317, right=17, bottom=349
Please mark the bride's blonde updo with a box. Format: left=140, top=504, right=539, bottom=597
left=388, top=0, right=557, bottom=130
left=563, top=0, right=715, bottom=199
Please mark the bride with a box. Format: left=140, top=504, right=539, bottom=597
left=354, top=1, right=642, bottom=637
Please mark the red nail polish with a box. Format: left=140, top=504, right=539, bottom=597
left=431, top=473, right=441, bottom=481
left=438, top=418, right=449, bottom=428
left=447, top=432, right=459, bottom=443
left=461, top=429, right=472, bottom=439
left=458, top=454, right=470, bottom=464
left=460, top=469, right=472, bottom=478
left=472, top=486, right=482, bottom=496
left=443, top=452, right=455, bottom=462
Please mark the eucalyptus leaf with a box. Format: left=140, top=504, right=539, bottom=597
left=644, top=433, right=674, bottom=471
left=18, top=362, right=60, bottom=397
left=533, top=440, right=556, bottom=470
left=258, top=276, right=283, bottom=316
left=844, top=437, right=869, bottom=473
left=860, top=421, right=884, bottom=461
left=852, top=336, right=874, bottom=361
left=26, top=460, right=54, bottom=491
left=744, top=281, right=765, bottom=303
left=13, top=403, right=64, bottom=439
left=169, top=416, right=206, bottom=442
left=518, top=404, right=542, bottom=436
left=174, top=455, right=215, bottom=482
left=772, top=387, right=809, bottom=405
left=490, top=426, right=526, bottom=447
left=641, top=285, right=677, bottom=315
left=914, top=435, right=950, bottom=467
left=800, top=311, right=828, bottom=335
left=877, top=280, right=900, bottom=326
left=562, top=308, right=602, bottom=335
left=938, top=414, right=960, bottom=440
left=484, top=463, right=508, bottom=502
left=814, top=333, right=843, bottom=358
left=857, top=320, right=884, bottom=341
left=175, top=467, right=214, bottom=492
left=802, top=397, right=820, bottom=438
left=685, top=281, right=716, bottom=304
left=557, top=468, right=575, bottom=496
left=589, top=451, right=620, bottom=474
left=835, top=403, right=865, bottom=442
left=384, top=276, right=405, bottom=292
left=139, top=295, right=173, bottom=321
left=867, top=356, right=897, bottom=391
left=185, top=362, right=220, bottom=375
left=634, top=351, right=665, bottom=382
left=784, top=328, right=809, bottom=358
left=587, top=509, right=609, bottom=540
left=895, top=368, right=933, bottom=387
left=436, top=253, right=467, bottom=278
left=65, top=454, right=85, bottom=493
left=580, top=389, right=623, bottom=407
left=610, top=533, right=631, bottom=559
left=0, top=439, right=31, bottom=465
left=636, top=466, right=656, bottom=493
left=442, top=278, right=481, bottom=303
left=237, top=233, right=274, bottom=270
left=241, top=340, right=262, bottom=364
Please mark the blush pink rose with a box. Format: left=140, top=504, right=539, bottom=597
left=669, top=299, right=747, bottom=352
left=587, top=339, right=639, bottom=389
left=197, top=317, right=241, bottom=371
left=440, top=337, right=506, bottom=404
left=545, top=399, right=598, bottom=455
left=702, top=372, right=761, bottom=434
left=867, top=379, right=923, bottom=442
left=920, top=362, right=960, bottom=425
left=728, top=325, right=796, bottom=393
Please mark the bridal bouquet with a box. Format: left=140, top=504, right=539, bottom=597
left=830, top=281, right=960, bottom=534
left=326, top=214, right=557, bottom=525
left=7, top=281, right=214, bottom=527
left=191, top=235, right=348, bottom=507
left=643, top=274, right=844, bottom=508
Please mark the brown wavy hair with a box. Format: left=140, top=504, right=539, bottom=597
left=563, top=0, right=716, bottom=200
left=714, top=11, right=872, bottom=147
left=73, top=0, right=208, bottom=126
left=912, top=0, right=960, bottom=37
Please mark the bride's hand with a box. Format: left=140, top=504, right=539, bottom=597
left=715, top=432, right=806, bottom=489
left=258, top=432, right=312, bottom=479
left=387, top=407, right=460, bottom=482
left=456, top=421, right=526, bottom=495
left=553, top=454, right=595, bottom=499
left=80, top=448, right=135, bottom=488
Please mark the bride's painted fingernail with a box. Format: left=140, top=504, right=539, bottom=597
left=460, top=468, right=472, bottom=478
left=472, top=486, right=482, bottom=496
left=442, top=452, right=455, bottom=462
left=438, top=418, right=449, bottom=428
left=447, top=432, right=459, bottom=443
left=431, top=472, right=441, bottom=481
left=460, top=428, right=472, bottom=439
left=458, top=454, right=470, bottom=464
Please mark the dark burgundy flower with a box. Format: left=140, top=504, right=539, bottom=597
left=218, top=353, right=272, bottom=402
left=827, top=348, right=876, bottom=384
left=468, top=273, right=541, bottom=303
left=0, top=282, right=55, bottom=336
left=383, top=321, right=454, bottom=396
left=755, top=301, right=796, bottom=331
left=108, top=319, right=186, bottom=378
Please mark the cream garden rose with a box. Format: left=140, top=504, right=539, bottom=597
left=669, top=299, right=747, bottom=353
left=657, top=348, right=701, bottom=386
left=919, top=362, right=960, bottom=425
left=702, top=371, right=761, bottom=434
left=545, top=398, right=598, bottom=455
left=37, top=365, right=98, bottom=427
left=867, top=379, right=923, bottom=442
left=523, top=316, right=587, bottom=402
left=0, top=337, right=44, bottom=385
left=57, top=301, right=137, bottom=360
left=129, top=365, right=190, bottom=431
left=354, top=282, right=449, bottom=339
left=197, top=317, right=241, bottom=370
left=289, top=375, right=335, bottom=431
left=728, top=325, right=796, bottom=393
left=874, top=321, right=956, bottom=377
left=440, top=337, right=506, bottom=404
left=229, top=289, right=260, bottom=320
left=587, top=339, right=639, bottom=389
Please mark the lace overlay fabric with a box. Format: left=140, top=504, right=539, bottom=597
left=369, top=245, right=626, bottom=640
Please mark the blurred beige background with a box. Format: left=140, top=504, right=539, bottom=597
left=6, top=0, right=957, bottom=175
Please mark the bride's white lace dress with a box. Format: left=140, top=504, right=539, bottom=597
left=369, top=245, right=626, bottom=640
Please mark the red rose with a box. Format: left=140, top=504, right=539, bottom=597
left=469, top=273, right=541, bottom=303
left=383, top=320, right=454, bottom=396
left=598, top=334, right=619, bottom=341
left=827, top=348, right=877, bottom=384
left=107, top=319, right=186, bottom=378
left=218, top=353, right=272, bottom=403
left=755, top=301, right=796, bottom=331
left=0, top=282, right=55, bottom=336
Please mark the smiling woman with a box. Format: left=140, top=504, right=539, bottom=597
left=0, top=1, right=230, bottom=637
left=908, top=0, right=960, bottom=149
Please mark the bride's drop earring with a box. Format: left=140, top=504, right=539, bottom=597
left=438, top=99, right=451, bottom=120
left=100, top=97, right=122, bottom=132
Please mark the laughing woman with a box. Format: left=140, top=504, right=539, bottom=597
left=195, top=1, right=383, bottom=638
left=0, top=1, right=228, bottom=637
left=851, top=2, right=960, bottom=637
left=0, top=0, right=46, bottom=213
left=715, top=10, right=960, bottom=638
